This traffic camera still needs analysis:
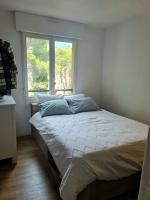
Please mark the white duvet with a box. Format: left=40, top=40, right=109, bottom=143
left=30, top=110, right=149, bottom=200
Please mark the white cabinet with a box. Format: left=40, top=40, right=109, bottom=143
left=0, top=96, right=17, bottom=164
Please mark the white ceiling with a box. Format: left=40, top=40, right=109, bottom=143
left=0, top=0, right=150, bottom=27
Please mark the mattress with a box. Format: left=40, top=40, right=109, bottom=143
left=30, top=110, right=149, bottom=200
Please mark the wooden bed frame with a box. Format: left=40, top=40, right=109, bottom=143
left=31, top=103, right=141, bottom=200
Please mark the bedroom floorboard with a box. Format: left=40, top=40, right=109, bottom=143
left=0, top=136, right=61, bottom=200
left=0, top=136, right=138, bottom=200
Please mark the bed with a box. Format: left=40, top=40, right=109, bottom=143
left=30, top=103, right=149, bottom=200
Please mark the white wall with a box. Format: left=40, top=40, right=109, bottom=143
left=138, top=129, right=150, bottom=200
left=0, top=11, right=104, bottom=136
left=102, top=16, right=150, bottom=125
left=0, top=11, right=30, bottom=136
left=76, top=27, right=104, bottom=102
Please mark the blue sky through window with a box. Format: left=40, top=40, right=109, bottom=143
left=55, top=41, right=72, bottom=48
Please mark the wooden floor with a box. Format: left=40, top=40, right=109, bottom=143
left=0, top=136, right=61, bottom=200
left=0, top=136, right=139, bottom=200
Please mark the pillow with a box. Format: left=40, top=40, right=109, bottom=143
left=64, top=94, right=85, bottom=100
left=67, top=97, right=100, bottom=114
left=39, top=99, right=71, bottom=117
left=36, top=93, right=64, bottom=104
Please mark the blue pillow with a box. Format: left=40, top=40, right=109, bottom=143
left=67, top=97, right=100, bottom=114
left=39, top=99, right=71, bottom=117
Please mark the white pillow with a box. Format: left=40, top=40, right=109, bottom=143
left=64, top=94, right=85, bottom=100
left=36, top=93, right=64, bottom=104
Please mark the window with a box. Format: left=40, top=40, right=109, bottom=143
left=24, top=34, right=75, bottom=97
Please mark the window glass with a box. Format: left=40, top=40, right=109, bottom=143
left=55, top=41, right=73, bottom=94
left=25, top=35, right=74, bottom=97
left=26, top=37, right=49, bottom=96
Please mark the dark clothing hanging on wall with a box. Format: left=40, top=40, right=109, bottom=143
left=0, top=39, right=17, bottom=95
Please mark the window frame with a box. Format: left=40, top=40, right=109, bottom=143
left=22, top=32, right=77, bottom=102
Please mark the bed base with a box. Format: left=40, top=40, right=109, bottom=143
left=32, top=126, right=141, bottom=200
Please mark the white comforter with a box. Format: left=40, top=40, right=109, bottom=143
left=30, top=110, right=149, bottom=200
